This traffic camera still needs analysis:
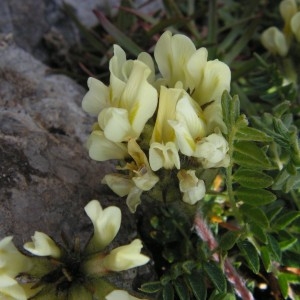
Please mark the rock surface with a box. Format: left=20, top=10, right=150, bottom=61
left=0, top=34, right=154, bottom=290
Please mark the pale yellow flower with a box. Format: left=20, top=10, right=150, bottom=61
left=194, top=132, right=230, bottom=168
left=0, top=275, right=27, bottom=300
left=105, top=290, right=147, bottom=300
left=103, top=239, right=149, bottom=272
left=84, top=200, right=121, bottom=251
left=82, top=77, right=109, bottom=116
left=154, top=31, right=230, bottom=133
left=0, top=236, right=31, bottom=278
left=86, top=130, right=128, bottom=161
left=154, top=31, right=197, bottom=89
left=23, top=231, right=61, bottom=258
left=102, top=139, right=159, bottom=212
left=261, top=27, right=289, bottom=56
left=168, top=94, right=207, bottom=157
left=280, top=0, right=298, bottom=25
left=149, top=87, right=182, bottom=171
left=291, top=11, right=300, bottom=41
left=177, top=170, right=206, bottom=205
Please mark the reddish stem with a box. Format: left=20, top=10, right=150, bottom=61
left=194, top=213, right=254, bottom=300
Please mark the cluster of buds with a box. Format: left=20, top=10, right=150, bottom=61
left=0, top=200, right=149, bottom=299
left=82, top=31, right=231, bottom=212
left=261, top=0, right=300, bottom=56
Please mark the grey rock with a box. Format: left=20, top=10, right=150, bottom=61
left=0, top=36, right=155, bottom=291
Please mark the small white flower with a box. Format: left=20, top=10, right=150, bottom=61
left=23, top=231, right=61, bottom=258
left=0, top=275, right=27, bottom=300
left=177, top=170, right=206, bottom=205
left=103, top=239, right=149, bottom=272
left=84, top=200, right=121, bottom=251
left=106, top=290, right=147, bottom=300
left=0, top=236, right=31, bottom=278
left=261, top=27, right=289, bottom=56
left=194, top=132, right=230, bottom=168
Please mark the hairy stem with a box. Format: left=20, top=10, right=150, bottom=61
left=194, top=213, right=254, bottom=300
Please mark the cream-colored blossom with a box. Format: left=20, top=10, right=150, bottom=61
left=154, top=31, right=197, bottom=89
left=194, top=132, right=230, bottom=168
left=86, top=130, right=128, bottom=161
left=177, top=170, right=206, bottom=205
left=105, top=290, right=147, bottom=300
left=261, top=27, right=289, bottom=56
left=103, top=239, right=149, bottom=272
left=23, top=231, right=61, bottom=258
left=0, top=236, right=31, bottom=278
left=102, top=139, right=159, bottom=212
left=154, top=32, right=230, bottom=133
left=168, top=95, right=207, bottom=157
left=0, top=275, right=27, bottom=300
left=100, top=46, right=158, bottom=142
left=82, top=77, right=109, bottom=116
left=149, top=87, right=182, bottom=171
left=280, top=0, right=298, bottom=25
left=291, top=11, right=300, bottom=41
left=84, top=200, right=121, bottom=251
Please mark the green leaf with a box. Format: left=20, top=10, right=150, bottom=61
left=173, top=279, right=190, bottom=300
left=273, top=211, right=300, bottom=230
left=222, top=91, right=240, bottom=130
left=240, top=204, right=269, bottom=228
left=249, top=222, right=268, bottom=244
left=233, top=141, right=273, bottom=169
left=185, top=272, right=207, bottom=300
left=233, top=168, right=273, bottom=188
left=163, top=283, right=175, bottom=300
left=279, top=237, right=298, bottom=251
left=265, top=204, right=284, bottom=222
left=219, top=231, right=240, bottom=251
left=235, top=126, right=273, bottom=142
left=204, top=261, right=227, bottom=293
left=235, top=187, right=276, bottom=206
left=267, top=234, right=282, bottom=262
left=140, top=281, right=162, bottom=293
left=93, top=10, right=143, bottom=56
left=209, top=292, right=236, bottom=300
left=261, top=246, right=272, bottom=272
left=278, top=273, right=289, bottom=299
left=182, top=261, right=197, bottom=274
left=237, top=240, right=260, bottom=274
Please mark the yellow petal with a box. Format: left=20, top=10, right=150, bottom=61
left=126, top=186, right=143, bottom=213
left=192, top=60, right=231, bottom=106
left=151, top=86, right=183, bottom=143
left=149, top=142, right=180, bottom=171
left=279, top=0, right=297, bottom=24
left=103, top=239, right=149, bottom=271
left=99, top=107, right=132, bottom=142
left=82, top=77, right=109, bottom=115
left=203, top=102, right=227, bottom=134
left=0, top=275, right=27, bottom=300
left=86, top=130, right=128, bottom=161
left=105, top=290, right=147, bottom=300
left=23, top=232, right=61, bottom=258
left=120, top=61, right=158, bottom=138
left=84, top=200, right=121, bottom=250
left=291, top=12, right=300, bottom=42
left=154, top=31, right=196, bottom=88
left=102, top=174, right=134, bottom=197
left=186, top=47, right=208, bottom=91
left=261, top=27, right=289, bottom=56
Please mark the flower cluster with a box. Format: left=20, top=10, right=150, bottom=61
left=82, top=31, right=231, bottom=212
left=0, top=200, right=149, bottom=300
left=261, top=0, right=300, bottom=56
